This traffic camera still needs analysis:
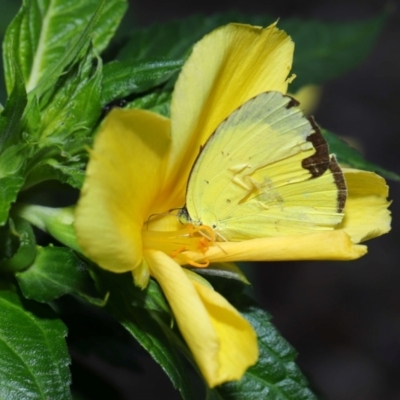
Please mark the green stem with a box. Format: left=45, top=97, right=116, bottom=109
left=14, top=203, right=81, bottom=252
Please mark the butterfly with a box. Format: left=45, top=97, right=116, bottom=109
left=180, top=91, right=347, bottom=242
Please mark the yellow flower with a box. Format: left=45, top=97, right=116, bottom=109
left=74, top=23, right=391, bottom=387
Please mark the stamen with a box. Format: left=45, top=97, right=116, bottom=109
left=186, top=258, right=210, bottom=268
left=142, top=223, right=215, bottom=267
left=170, top=246, right=187, bottom=258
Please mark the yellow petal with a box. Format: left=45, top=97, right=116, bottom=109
left=191, top=279, right=258, bottom=386
left=337, top=168, right=391, bottom=242
left=132, top=258, right=151, bottom=289
left=146, top=249, right=257, bottom=387
left=289, top=84, right=322, bottom=115
left=75, top=109, right=170, bottom=273
left=183, top=230, right=367, bottom=264
left=165, top=22, right=294, bottom=203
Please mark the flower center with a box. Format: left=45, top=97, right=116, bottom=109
left=142, top=224, right=215, bottom=267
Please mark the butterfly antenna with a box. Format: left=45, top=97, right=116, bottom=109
left=215, top=231, right=228, bottom=242
left=215, top=232, right=228, bottom=254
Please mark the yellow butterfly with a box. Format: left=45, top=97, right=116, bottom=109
left=181, top=91, right=347, bottom=241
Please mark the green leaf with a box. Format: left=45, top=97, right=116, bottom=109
left=119, top=12, right=385, bottom=93
left=117, top=14, right=246, bottom=61
left=0, top=144, right=27, bottom=179
left=188, top=263, right=250, bottom=285
left=323, top=129, right=400, bottom=181
left=30, top=4, right=104, bottom=101
left=16, top=246, right=101, bottom=303
left=126, top=89, right=172, bottom=117
left=88, top=0, right=127, bottom=53
left=0, top=62, right=27, bottom=224
left=281, top=15, right=386, bottom=91
left=2, top=7, right=25, bottom=95
left=100, top=272, right=194, bottom=400
left=0, top=285, right=70, bottom=399
left=39, top=46, right=102, bottom=144
left=20, top=46, right=102, bottom=188
left=212, top=293, right=317, bottom=400
left=24, top=160, right=86, bottom=190
left=0, top=0, right=21, bottom=103
left=0, top=61, right=27, bottom=150
left=21, top=93, right=41, bottom=141
left=3, top=0, right=104, bottom=111
left=102, top=58, right=183, bottom=105
left=0, top=175, right=25, bottom=225
left=2, top=0, right=125, bottom=96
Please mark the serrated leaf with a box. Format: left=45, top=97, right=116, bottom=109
left=23, top=160, right=86, bottom=190
left=19, top=45, right=102, bottom=189
left=0, top=285, right=70, bottom=399
left=126, top=89, right=172, bottom=117
left=16, top=246, right=101, bottom=303
left=23, top=148, right=88, bottom=190
left=39, top=46, right=102, bottom=143
left=100, top=271, right=194, bottom=400
left=323, top=129, right=400, bottom=181
left=210, top=293, right=317, bottom=400
left=50, top=162, right=86, bottom=188
left=101, top=58, right=182, bottom=105
left=3, top=0, right=106, bottom=106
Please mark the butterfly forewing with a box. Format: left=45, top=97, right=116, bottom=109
left=185, top=91, right=346, bottom=241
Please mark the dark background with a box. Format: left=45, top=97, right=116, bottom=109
left=2, top=0, right=400, bottom=399
left=125, top=1, right=400, bottom=399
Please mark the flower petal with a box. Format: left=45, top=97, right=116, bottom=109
left=75, top=109, right=170, bottom=273
left=146, top=249, right=257, bottom=387
left=165, top=23, right=294, bottom=203
left=191, top=279, right=258, bottom=386
left=337, top=169, right=391, bottom=242
left=183, top=230, right=367, bottom=264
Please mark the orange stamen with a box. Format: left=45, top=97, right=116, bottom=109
left=170, top=246, right=187, bottom=258
left=186, top=258, right=210, bottom=268
left=142, top=223, right=215, bottom=267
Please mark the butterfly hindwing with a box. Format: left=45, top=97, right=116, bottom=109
left=185, top=91, right=346, bottom=241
